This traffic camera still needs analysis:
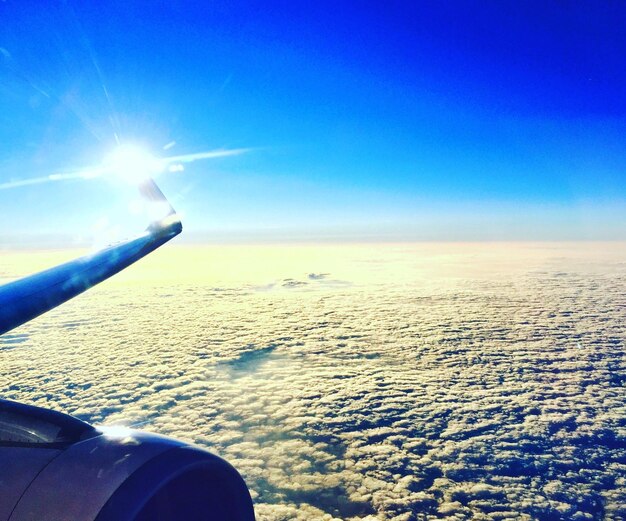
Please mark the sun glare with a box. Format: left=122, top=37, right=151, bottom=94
left=105, top=144, right=164, bottom=184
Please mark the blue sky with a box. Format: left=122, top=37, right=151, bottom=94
left=1, top=1, right=625, bottom=243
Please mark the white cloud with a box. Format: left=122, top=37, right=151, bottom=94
left=2, top=243, right=625, bottom=519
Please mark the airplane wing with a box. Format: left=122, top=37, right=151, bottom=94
left=0, top=178, right=181, bottom=336
left=0, top=177, right=256, bottom=520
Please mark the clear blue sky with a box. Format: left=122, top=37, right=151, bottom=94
left=1, top=1, right=625, bottom=243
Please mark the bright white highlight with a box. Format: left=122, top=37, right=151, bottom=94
left=99, top=425, right=141, bottom=445
left=104, top=144, right=164, bottom=184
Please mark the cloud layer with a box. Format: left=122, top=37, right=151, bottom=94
left=1, top=243, right=625, bottom=520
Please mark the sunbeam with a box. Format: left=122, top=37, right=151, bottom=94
left=0, top=146, right=252, bottom=191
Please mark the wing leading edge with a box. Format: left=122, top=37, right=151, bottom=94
left=0, top=178, right=182, bottom=335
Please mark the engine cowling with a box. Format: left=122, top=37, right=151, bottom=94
left=0, top=400, right=255, bottom=521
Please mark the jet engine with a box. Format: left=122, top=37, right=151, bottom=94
left=0, top=399, right=255, bottom=521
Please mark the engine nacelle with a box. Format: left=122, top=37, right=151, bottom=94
left=0, top=400, right=255, bottom=521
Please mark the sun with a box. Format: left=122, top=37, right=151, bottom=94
left=104, top=144, right=164, bottom=184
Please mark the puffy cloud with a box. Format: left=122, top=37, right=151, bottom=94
left=1, top=243, right=625, bottom=520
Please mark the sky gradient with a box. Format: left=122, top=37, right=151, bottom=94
left=1, top=1, right=625, bottom=243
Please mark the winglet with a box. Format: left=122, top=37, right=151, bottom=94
left=139, top=178, right=183, bottom=236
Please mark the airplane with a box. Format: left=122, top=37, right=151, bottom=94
left=0, top=176, right=255, bottom=520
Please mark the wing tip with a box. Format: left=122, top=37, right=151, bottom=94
left=147, top=214, right=183, bottom=238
